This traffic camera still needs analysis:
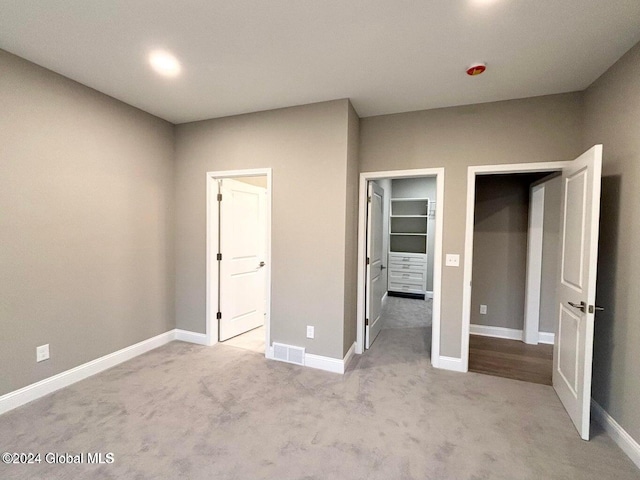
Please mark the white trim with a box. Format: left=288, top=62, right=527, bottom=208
left=461, top=161, right=571, bottom=372
left=175, top=329, right=209, bottom=345
left=523, top=183, right=545, bottom=344
left=305, top=353, right=345, bottom=374
left=591, top=399, right=640, bottom=469
left=206, top=169, right=273, bottom=351
left=437, top=356, right=466, bottom=373
left=538, top=331, right=555, bottom=344
left=0, top=330, right=175, bottom=415
left=357, top=168, right=444, bottom=370
left=425, top=291, right=433, bottom=299
left=343, top=341, right=357, bottom=371
left=266, top=342, right=357, bottom=374
left=470, top=324, right=523, bottom=341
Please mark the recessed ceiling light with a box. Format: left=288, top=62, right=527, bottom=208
left=149, top=50, right=181, bottom=77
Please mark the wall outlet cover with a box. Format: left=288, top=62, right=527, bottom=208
left=480, top=304, right=487, bottom=315
left=36, top=344, right=50, bottom=362
left=445, top=254, right=460, bottom=267
left=306, top=326, right=315, bottom=339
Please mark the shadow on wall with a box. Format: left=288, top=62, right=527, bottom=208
left=592, top=175, right=621, bottom=409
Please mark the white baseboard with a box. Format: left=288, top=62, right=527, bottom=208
left=436, top=355, right=466, bottom=373
left=470, top=324, right=523, bottom=341
left=0, top=330, right=175, bottom=416
left=591, top=399, right=640, bottom=469
left=343, top=341, right=356, bottom=372
left=538, top=331, right=555, bottom=345
left=425, top=291, right=434, bottom=299
left=305, top=353, right=345, bottom=374
left=175, top=329, right=210, bottom=346
left=470, top=325, right=555, bottom=345
left=267, top=341, right=357, bottom=375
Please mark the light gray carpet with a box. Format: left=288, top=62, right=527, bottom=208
left=381, top=296, right=432, bottom=329
left=1, top=327, right=638, bottom=479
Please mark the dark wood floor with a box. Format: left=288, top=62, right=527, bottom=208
left=469, top=335, right=553, bottom=385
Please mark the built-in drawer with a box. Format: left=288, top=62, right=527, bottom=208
left=389, top=262, right=424, bottom=273
left=389, top=270, right=424, bottom=283
left=389, top=282, right=424, bottom=294
left=389, top=254, right=426, bottom=265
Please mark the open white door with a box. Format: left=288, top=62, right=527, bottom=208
left=553, top=145, right=602, bottom=440
left=219, top=178, right=266, bottom=341
left=365, top=182, right=385, bottom=349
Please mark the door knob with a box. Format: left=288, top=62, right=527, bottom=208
left=588, top=305, right=605, bottom=314
left=381, top=265, right=387, bottom=270
left=567, top=301, right=586, bottom=313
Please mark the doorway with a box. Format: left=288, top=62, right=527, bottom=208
left=205, top=169, right=272, bottom=355
left=461, top=146, right=603, bottom=440
left=356, top=168, right=444, bottom=367
left=467, top=172, right=560, bottom=385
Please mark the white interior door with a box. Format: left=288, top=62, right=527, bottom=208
left=365, top=182, right=385, bottom=349
left=219, top=178, right=266, bottom=341
left=553, top=145, right=602, bottom=440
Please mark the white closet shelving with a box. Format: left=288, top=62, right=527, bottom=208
left=388, top=198, right=429, bottom=297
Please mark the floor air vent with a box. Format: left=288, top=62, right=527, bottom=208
left=272, top=343, right=305, bottom=366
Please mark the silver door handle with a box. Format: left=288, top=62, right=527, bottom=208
left=589, top=305, right=605, bottom=313
left=568, top=301, right=586, bottom=313
left=258, top=261, right=265, bottom=268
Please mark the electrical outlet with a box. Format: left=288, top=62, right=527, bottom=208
left=445, top=254, right=460, bottom=267
left=480, top=305, right=487, bottom=315
left=306, top=326, right=315, bottom=339
left=36, top=344, right=50, bottom=362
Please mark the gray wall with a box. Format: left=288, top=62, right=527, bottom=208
left=470, top=174, right=545, bottom=330
left=236, top=176, right=268, bottom=188
left=174, top=99, right=353, bottom=360
left=0, top=50, right=175, bottom=396
left=471, top=175, right=530, bottom=329
left=360, top=93, right=583, bottom=357
left=583, top=41, right=640, bottom=444
left=343, top=102, right=360, bottom=356
left=391, top=177, right=437, bottom=291
left=538, top=175, right=561, bottom=334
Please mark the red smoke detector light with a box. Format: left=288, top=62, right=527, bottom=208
left=466, top=63, right=486, bottom=76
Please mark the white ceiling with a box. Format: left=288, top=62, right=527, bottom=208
left=1, top=1, right=639, bottom=124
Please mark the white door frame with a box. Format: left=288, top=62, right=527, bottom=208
left=356, top=168, right=444, bottom=367
left=206, top=168, right=272, bottom=352
left=461, top=161, right=569, bottom=371
left=523, top=182, right=546, bottom=345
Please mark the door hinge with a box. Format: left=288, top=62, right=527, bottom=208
left=365, top=318, right=369, bottom=326
left=216, top=311, right=222, bottom=320
left=217, top=253, right=222, bottom=261
left=367, top=195, right=372, bottom=203
left=217, top=193, right=222, bottom=202
left=366, top=257, right=370, bottom=265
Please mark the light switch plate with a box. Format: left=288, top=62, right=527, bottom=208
left=480, top=305, right=487, bottom=315
left=306, top=326, right=314, bottom=339
left=36, top=344, right=50, bottom=362
left=445, top=254, right=460, bottom=267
